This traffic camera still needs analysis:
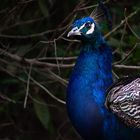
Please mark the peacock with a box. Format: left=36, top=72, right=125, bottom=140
left=66, top=3, right=140, bottom=140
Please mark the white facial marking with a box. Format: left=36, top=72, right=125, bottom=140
left=67, top=23, right=86, bottom=37
left=67, top=22, right=95, bottom=37
left=78, top=24, right=85, bottom=31
left=72, top=24, right=85, bottom=34
left=86, top=23, right=95, bottom=35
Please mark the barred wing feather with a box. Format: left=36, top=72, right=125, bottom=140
left=105, top=77, right=140, bottom=128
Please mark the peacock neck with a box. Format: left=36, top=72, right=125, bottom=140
left=81, top=27, right=104, bottom=50
left=67, top=37, right=113, bottom=139
left=68, top=36, right=113, bottom=101
left=81, top=39, right=112, bottom=96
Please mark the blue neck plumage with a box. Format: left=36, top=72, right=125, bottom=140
left=81, top=25, right=105, bottom=50
left=67, top=30, right=113, bottom=140
left=74, top=30, right=113, bottom=92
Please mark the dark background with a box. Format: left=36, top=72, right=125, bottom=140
left=0, top=0, right=140, bottom=140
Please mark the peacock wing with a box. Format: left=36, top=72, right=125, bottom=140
left=105, top=77, right=140, bottom=128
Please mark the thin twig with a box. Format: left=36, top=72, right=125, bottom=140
left=0, top=25, right=68, bottom=39
left=0, top=48, right=75, bottom=68
left=0, top=92, right=16, bottom=104
left=112, top=70, right=119, bottom=79
left=30, top=76, right=66, bottom=105
left=113, top=65, right=140, bottom=70
left=0, top=43, right=9, bottom=55
left=126, top=22, right=140, bottom=40
left=124, top=10, right=140, bottom=40
left=58, top=1, right=84, bottom=26
left=104, top=9, right=138, bottom=38
left=37, top=56, right=77, bottom=61
left=56, top=119, right=70, bottom=140
left=76, top=0, right=110, bottom=11
left=0, top=65, right=27, bottom=83
left=18, top=0, right=35, bottom=4
left=29, top=95, right=63, bottom=112
left=119, top=9, right=127, bottom=59
left=0, top=17, right=47, bottom=32
left=61, top=37, right=80, bottom=43
left=24, top=63, right=32, bottom=108
left=43, top=69, right=68, bottom=86
left=114, top=43, right=140, bottom=65
left=54, top=39, right=61, bottom=74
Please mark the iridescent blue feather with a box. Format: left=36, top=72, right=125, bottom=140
left=66, top=16, right=140, bottom=140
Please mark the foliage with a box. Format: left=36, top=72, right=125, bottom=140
left=0, top=0, right=140, bottom=140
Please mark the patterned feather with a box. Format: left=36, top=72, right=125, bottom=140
left=66, top=2, right=140, bottom=140
left=105, top=77, right=140, bottom=128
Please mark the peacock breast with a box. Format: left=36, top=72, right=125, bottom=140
left=66, top=48, right=114, bottom=139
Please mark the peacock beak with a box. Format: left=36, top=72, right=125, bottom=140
left=67, top=27, right=81, bottom=37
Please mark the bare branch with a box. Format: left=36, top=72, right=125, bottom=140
left=30, top=76, right=66, bottom=105
left=24, top=64, right=32, bottom=108
left=43, top=69, right=68, bottom=86
left=53, top=39, right=61, bottom=74
left=37, top=56, right=77, bottom=61
left=0, top=25, right=68, bottom=39
left=124, top=10, right=140, bottom=40
left=0, top=48, right=75, bottom=68
left=76, top=0, right=110, bottom=11
left=113, top=65, right=140, bottom=70
left=0, top=92, right=16, bottom=104
left=114, top=43, right=140, bottom=65
left=104, top=10, right=138, bottom=38
left=0, top=17, right=47, bottom=32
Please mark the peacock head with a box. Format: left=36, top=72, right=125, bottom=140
left=67, top=16, right=101, bottom=43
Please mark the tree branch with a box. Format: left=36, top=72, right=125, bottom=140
left=24, top=64, right=32, bottom=108
left=113, top=65, right=140, bottom=70
left=0, top=48, right=75, bottom=68
left=104, top=9, right=138, bottom=38
left=30, top=76, right=66, bottom=105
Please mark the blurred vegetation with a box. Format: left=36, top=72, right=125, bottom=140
left=0, top=0, right=140, bottom=140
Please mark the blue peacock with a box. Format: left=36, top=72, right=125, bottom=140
left=66, top=3, right=140, bottom=140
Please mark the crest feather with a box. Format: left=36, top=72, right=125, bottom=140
left=89, top=0, right=112, bottom=30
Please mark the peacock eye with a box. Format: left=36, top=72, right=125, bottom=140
left=85, top=22, right=91, bottom=29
